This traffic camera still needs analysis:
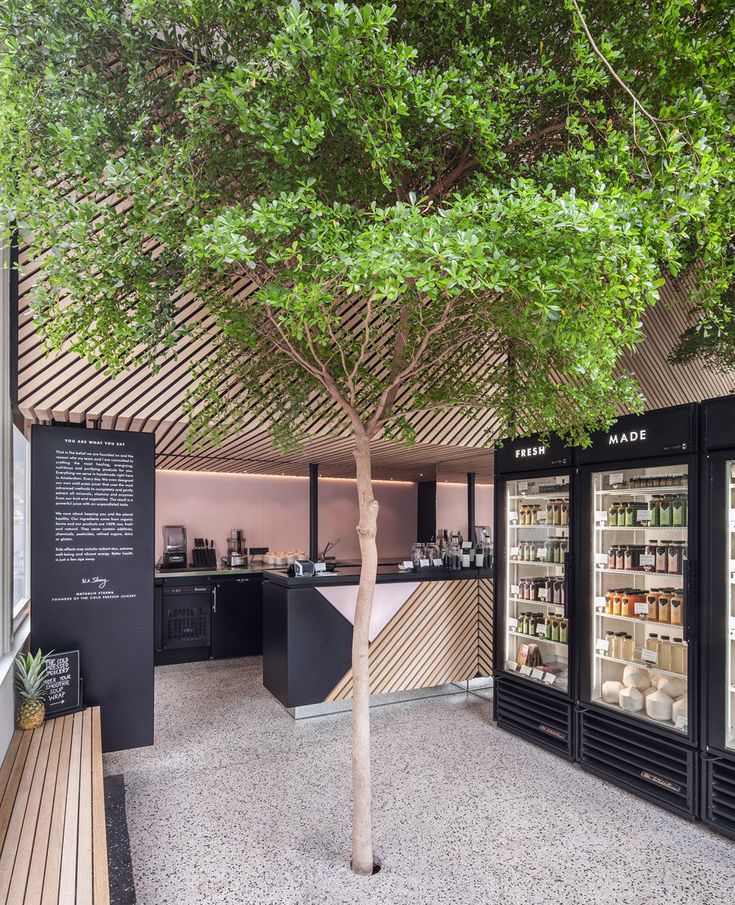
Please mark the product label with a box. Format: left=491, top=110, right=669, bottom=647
left=531, top=668, right=545, bottom=681
left=554, top=608, right=564, bottom=618
left=543, top=673, right=556, bottom=686
left=419, top=558, right=430, bottom=568
left=609, top=472, right=624, bottom=486
left=634, top=602, right=649, bottom=615
left=536, top=512, right=547, bottom=524
left=594, top=510, right=608, bottom=524
left=595, top=596, right=607, bottom=609
left=729, top=510, right=735, bottom=530
left=517, top=482, right=528, bottom=493
left=636, top=509, right=652, bottom=522
left=462, top=541, right=472, bottom=550
left=510, top=546, right=520, bottom=558
left=538, top=588, right=548, bottom=601
left=432, top=558, right=444, bottom=568
left=401, top=561, right=413, bottom=570
left=508, top=511, right=518, bottom=524
left=555, top=476, right=567, bottom=485
left=639, top=554, right=655, bottom=567
left=520, top=665, right=533, bottom=676
left=594, top=553, right=609, bottom=566
left=508, top=617, right=518, bottom=629
left=674, top=715, right=688, bottom=732
left=510, top=584, right=520, bottom=596
left=505, top=660, right=519, bottom=672
left=730, top=559, right=735, bottom=577
left=641, top=648, right=658, bottom=664
left=535, top=623, right=547, bottom=636
left=536, top=551, right=546, bottom=561
left=596, top=639, right=610, bottom=653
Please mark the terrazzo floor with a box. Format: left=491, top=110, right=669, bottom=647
left=105, top=658, right=735, bottom=905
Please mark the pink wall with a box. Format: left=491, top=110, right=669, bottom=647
left=436, top=482, right=494, bottom=539
left=155, top=470, right=417, bottom=562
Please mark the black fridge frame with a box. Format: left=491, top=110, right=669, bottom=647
left=493, top=464, right=576, bottom=758
left=575, top=451, right=699, bottom=748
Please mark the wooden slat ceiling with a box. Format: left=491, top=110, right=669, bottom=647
left=16, top=242, right=734, bottom=480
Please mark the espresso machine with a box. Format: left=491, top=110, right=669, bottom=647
left=161, top=525, right=188, bottom=569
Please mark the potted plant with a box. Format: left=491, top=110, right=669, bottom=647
left=15, top=649, right=49, bottom=730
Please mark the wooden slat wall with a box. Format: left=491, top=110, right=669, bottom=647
left=326, top=578, right=493, bottom=702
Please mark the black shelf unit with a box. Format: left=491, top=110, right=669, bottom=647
left=493, top=434, right=576, bottom=760
left=700, top=395, right=735, bottom=839
left=575, top=404, right=700, bottom=820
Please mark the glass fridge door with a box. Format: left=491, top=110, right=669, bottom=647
left=591, top=464, right=689, bottom=733
left=504, top=475, right=570, bottom=692
left=728, top=462, right=735, bottom=751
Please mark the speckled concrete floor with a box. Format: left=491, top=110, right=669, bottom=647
left=105, top=658, right=735, bottom=905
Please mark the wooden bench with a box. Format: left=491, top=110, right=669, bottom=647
left=0, top=707, right=109, bottom=904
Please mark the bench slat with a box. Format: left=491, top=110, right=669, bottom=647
left=41, top=715, right=73, bottom=905
left=0, top=733, right=34, bottom=853
left=0, top=736, right=22, bottom=808
left=91, top=709, right=109, bottom=905
left=58, top=712, right=83, bottom=905
left=22, top=717, right=65, bottom=905
left=76, top=709, right=93, bottom=904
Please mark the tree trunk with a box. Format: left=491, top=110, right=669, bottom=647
left=350, top=430, right=379, bottom=875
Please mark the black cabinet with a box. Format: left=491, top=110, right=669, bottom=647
left=212, top=575, right=263, bottom=659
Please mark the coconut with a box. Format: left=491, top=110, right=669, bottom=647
left=619, top=686, right=644, bottom=712
left=602, top=680, right=624, bottom=704
left=622, top=665, right=651, bottom=691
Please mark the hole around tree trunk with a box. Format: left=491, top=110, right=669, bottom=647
left=350, top=856, right=382, bottom=876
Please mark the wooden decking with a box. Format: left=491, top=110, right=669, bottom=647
left=0, top=707, right=109, bottom=904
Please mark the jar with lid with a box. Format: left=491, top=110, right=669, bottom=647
left=551, top=619, right=560, bottom=642
left=621, top=590, right=635, bottom=618
left=551, top=500, right=561, bottom=526
left=646, top=591, right=659, bottom=621
left=655, top=541, right=668, bottom=573
left=659, top=497, right=673, bottom=527
left=411, top=543, right=425, bottom=569
left=642, top=539, right=657, bottom=573
left=649, top=497, right=661, bottom=528
left=605, top=630, right=616, bottom=654
left=559, top=619, right=569, bottom=644
left=613, top=632, right=627, bottom=659
left=645, top=633, right=659, bottom=662
left=671, top=638, right=686, bottom=674
left=622, top=634, right=634, bottom=661
left=624, top=503, right=637, bottom=528
left=657, top=593, right=671, bottom=624
left=658, top=635, right=672, bottom=670
left=556, top=579, right=565, bottom=608
left=624, top=545, right=637, bottom=571
left=608, top=502, right=620, bottom=527
left=670, top=593, right=684, bottom=626
left=559, top=539, right=568, bottom=565
left=615, top=546, right=626, bottom=570
left=605, top=589, right=616, bottom=614
left=560, top=500, right=569, bottom=526
left=668, top=541, right=682, bottom=575
left=612, top=592, right=623, bottom=616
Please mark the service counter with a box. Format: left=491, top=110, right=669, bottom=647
left=262, top=567, right=493, bottom=710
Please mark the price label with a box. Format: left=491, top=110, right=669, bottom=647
left=521, top=666, right=533, bottom=676
left=509, top=511, right=518, bottom=524
left=518, top=482, right=528, bottom=493
left=535, top=623, right=547, bottom=636
left=634, top=602, right=649, bottom=615
left=596, top=638, right=610, bottom=653
left=536, top=551, right=547, bottom=561
left=508, top=617, right=518, bottom=629
left=554, top=608, right=564, bottom=618
left=636, top=509, right=652, bottom=522
left=674, top=715, right=688, bottom=732
left=510, top=584, right=520, bottom=596
left=555, top=476, right=567, bottom=485
left=401, top=560, right=413, bottom=570
left=462, top=541, right=472, bottom=550
left=538, top=588, right=548, bottom=601
left=729, top=510, right=735, bottom=530
left=531, top=668, right=545, bottom=680
left=510, top=546, right=520, bottom=557
left=729, top=559, right=735, bottom=576
left=543, top=673, right=556, bottom=686
left=595, top=596, right=607, bottom=609
left=595, top=510, right=608, bottom=524
left=641, top=648, right=658, bottom=664
left=505, top=660, right=519, bottom=672
left=640, top=554, right=655, bottom=567
left=595, top=553, right=609, bottom=565
left=609, top=472, right=624, bottom=486
left=419, top=558, right=430, bottom=568
left=433, top=558, right=444, bottom=568
left=537, top=512, right=547, bottom=524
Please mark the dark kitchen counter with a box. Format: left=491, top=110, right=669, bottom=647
left=155, top=566, right=264, bottom=579
left=263, top=565, right=492, bottom=589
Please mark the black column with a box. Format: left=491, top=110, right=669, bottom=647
left=309, top=463, right=319, bottom=561
left=416, top=480, right=437, bottom=542
left=467, top=472, right=476, bottom=545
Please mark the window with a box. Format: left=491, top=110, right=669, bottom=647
left=12, top=424, right=29, bottom=621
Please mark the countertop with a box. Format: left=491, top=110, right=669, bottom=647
left=155, top=566, right=264, bottom=579
left=263, top=565, right=493, bottom=589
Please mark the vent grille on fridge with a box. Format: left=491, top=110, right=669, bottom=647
left=495, top=676, right=573, bottom=758
left=578, top=707, right=696, bottom=817
left=166, top=606, right=209, bottom=647
left=705, top=756, right=735, bottom=839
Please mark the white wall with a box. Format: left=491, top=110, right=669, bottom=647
left=436, top=481, right=494, bottom=539
left=155, top=470, right=418, bottom=562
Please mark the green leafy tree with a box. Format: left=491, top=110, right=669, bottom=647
left=1, top=0, right=732, bottom=874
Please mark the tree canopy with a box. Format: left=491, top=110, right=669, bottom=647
left=1, top=0, right=734, bottom=447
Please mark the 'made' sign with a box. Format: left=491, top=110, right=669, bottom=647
left=608, top=429, right=647, bottom=445
left=515, top=445, right=546, bottom=459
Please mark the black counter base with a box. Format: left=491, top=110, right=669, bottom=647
left=494, top=675, right=574, bottom=760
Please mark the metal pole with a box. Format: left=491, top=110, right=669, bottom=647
left=467, top=472, right=476, bottom=544
left=309, top=463, right=319, bottom=561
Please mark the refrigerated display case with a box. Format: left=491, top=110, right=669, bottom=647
left=700, top=395, right=735, bottom=840
left=576, top=404, right=699, bottom=818
left=494, top=435, right=575, bottom=758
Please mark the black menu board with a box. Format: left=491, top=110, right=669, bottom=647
left=45, top=650, right=81, bottom=716
left=31, top=426, right=154, bottom=751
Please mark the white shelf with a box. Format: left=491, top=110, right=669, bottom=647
left=594, top=611, right=685, bottom=631
left=509, top=524, right=570, bottom=531
left=595, top=567, right=683, bottom=579
left=509, top=559, right=565, bottom=569
left=594, top=486, right=687, bottom=496
left=508, top=493, right=569, bottom=501
left=510, top=630, right=568, bottom=648
left=596, top=526, right=688, bottom=533
left=596, top=653, right=687, bottom=679
left=507, top=596, right=565, bottom=610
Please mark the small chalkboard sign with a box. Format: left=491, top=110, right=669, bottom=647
left=45, top=650, right=82, bottom=717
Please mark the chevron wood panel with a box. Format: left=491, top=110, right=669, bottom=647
left=326, top=578, right=486, bottom=701
left=478, top=578, right=494, bottom=678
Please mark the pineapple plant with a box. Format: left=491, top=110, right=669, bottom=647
left=15, top=649, right=49, bottom=730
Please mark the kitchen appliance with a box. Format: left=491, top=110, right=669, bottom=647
left=156, top=578, right=211, bottom=664
left=226, top=529, right=248, bottom=568
left=494, top=433, right=576, bottom=759
left=161, top=525, right=187, bottom=569
left=292, top=559, right=315, bottom=578
left=576, top=404, right=699, bottom=818
left=212, top=575, right=263, bottom=658
left=700, top=395, right=735, bottom=839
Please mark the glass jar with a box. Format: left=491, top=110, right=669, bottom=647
left=646, top=592, right=659, bottom=621
left=668, top=541, right=682, bottom=575
left=670, top=593, right=684, bottom=626
left=657, top=593, right=671, bottom=624
left=613, top=632, right=627, bottom=660
left=411, top=543, right=424, bottom=569
left=671, top=638, right=686, bottom=674
left=551, top=619, right=560, bottom=642
left=645, top=633, right=659, bottom=662
left=621, top=590, right=635, bottom=618
left=607, top=544, right=618, bottom=569
left=658, top=635, right=672, bottom=670
left=642, top=539, right=657, bottom=573
left=612, top=592, right=622, bottom=616
left=560, top=500, right=569, bottom=526
left=622, top=635, right=634, bottom=661
left=659, top=497, right=672, bottom=527
left=625, top=503, right=636, bottom=527
left=624, top=545, right=636, bottom=572
left=605, top=590, right=616, bottom=614
left=649, top=497, right=661, bottom=528
left=559, top=619, right=568, bottom=644
left=656, top=541, right=668, bottom=574
left=672, top=496, right=687, bottom=528
left=605, top=630, right=616, bottom=654
left=615, top=546, right=626, bottom=571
